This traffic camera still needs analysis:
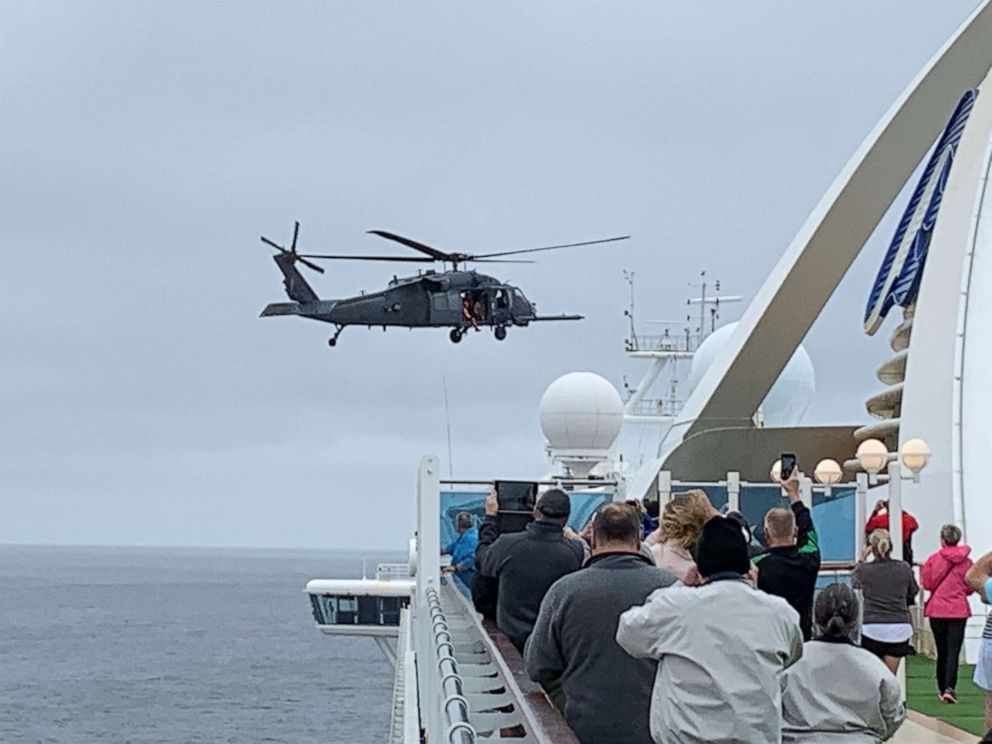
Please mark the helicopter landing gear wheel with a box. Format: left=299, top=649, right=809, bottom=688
left=450, top=328, right=464, bottom=344
left=328, top=325, right=344, bottom=347
left=494, top=325, right=507, bottom=341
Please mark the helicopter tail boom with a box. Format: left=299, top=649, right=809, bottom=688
left=261, top=300, right=339, bottom=318
left=273, top=252, right=319, bottom=303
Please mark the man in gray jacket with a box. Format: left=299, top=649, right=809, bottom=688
left=524, top=503, right=678, bottom=744
left=617, top=516, right=804, bottom=744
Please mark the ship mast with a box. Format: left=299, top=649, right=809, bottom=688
left=622, top=271, right=742, bottom=425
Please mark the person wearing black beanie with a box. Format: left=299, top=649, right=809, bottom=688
left=617, top=515, right=803, bottom=743
left=694, top=515, right=751, bottom=578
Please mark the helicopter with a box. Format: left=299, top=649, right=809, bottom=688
left=259, top=222, right=629, bottom=346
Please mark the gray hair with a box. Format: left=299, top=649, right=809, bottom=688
left=814, top=583, right=860, bottom=639
left=940, top=523, right=962, bottom=546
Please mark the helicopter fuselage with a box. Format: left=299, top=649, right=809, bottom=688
left=307, top=271, right=535, bottom=328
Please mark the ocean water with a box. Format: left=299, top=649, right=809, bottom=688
left=1, top=545, right=403, bottom=743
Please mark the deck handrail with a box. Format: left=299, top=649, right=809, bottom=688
left=446, top=581, right=582, bottom=744
left=424, top=587, right=476, bottom=744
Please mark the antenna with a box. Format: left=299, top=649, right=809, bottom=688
left=623, top=269, right=637, bottom=350
left=687, top=271, right=742, bottom=344
left=442, top=372, right=454, bottom=480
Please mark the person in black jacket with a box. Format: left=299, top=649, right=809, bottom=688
left=476, top=487, right=585, bottom=651
left=753, top=470, right=821, bottom=640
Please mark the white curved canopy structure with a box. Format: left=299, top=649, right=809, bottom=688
left=662, top=0, right=992, bottom=447
left=901, top=63, right=992, bottom=558
left=636, top=0, right=992, bottom=545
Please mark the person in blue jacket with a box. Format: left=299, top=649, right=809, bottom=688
left=442, top=511, right=479, bottom=590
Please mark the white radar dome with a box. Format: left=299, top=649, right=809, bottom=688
left=685, top=322, right=815, bottom=427
left=539, top=372, right=624, bottom=451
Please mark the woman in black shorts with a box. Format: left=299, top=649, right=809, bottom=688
left=853, top=529, right=920, bottom=674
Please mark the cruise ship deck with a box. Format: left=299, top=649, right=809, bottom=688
left=894, top=714, right=976, bottom=743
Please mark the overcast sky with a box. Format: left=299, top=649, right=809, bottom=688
left=0, top=2, right=980, bottom=550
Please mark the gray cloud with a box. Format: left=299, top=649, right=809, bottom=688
left=0, top=1, right=976, bottom=549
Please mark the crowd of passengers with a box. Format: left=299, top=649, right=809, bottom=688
left=439, top=470, right=992, bottom=744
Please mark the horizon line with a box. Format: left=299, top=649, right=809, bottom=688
left=0, top=540, right=406, bottom=554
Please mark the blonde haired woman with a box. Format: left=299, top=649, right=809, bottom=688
left=645, top=490, right=716, bottom=585
left=853, top=529, right=920, bottom=674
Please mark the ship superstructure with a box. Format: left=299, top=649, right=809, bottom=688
left=302, top=2, right=992, bottom=740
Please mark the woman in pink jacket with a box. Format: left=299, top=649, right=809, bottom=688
left=922, top=524, right=974, bottom=703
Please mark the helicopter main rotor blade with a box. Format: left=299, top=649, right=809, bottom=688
left=261, top=236, right=287, bottom=253
left=470, top=235, right=630, bottom=259
left=468, top=259, right=535, bottom=264
left=291, top=221, right=300, bottom=252
left=367, top=230, right=454, bottom=261
left=300, top=254, right=435, bottom=263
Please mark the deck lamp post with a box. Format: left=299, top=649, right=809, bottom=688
left=855, top=438, right=931, bottom=562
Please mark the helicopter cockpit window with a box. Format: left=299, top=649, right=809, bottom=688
left=512, top=289, right=528, bottom=307
left=495, top=289, right=508, bottom=309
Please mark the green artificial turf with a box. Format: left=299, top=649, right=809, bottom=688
left=906, top=655, right=988, bottom=736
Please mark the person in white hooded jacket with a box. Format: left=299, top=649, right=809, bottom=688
left=780, top=583, right=904, bottom=742
left=616, top=516, right=803, bottom=744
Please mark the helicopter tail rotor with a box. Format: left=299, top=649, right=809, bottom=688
left=260, top=221, right=325, bottom=274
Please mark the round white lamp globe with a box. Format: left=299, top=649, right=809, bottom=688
left=814, top=458, right=843, bottom=486
left=856, top=439, right=889, bottom=474
left=901, top=438, right=931, bottom=474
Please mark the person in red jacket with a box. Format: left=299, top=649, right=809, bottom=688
left=922, top=524, right=975, bottom=704
left=866, top=499, right=919, bottom=564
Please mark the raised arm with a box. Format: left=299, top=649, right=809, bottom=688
left=865, top=499, right=888, bottom=534
left=475, top=490, right=502, bottom=577
left=965, top=549, right=992, bottom=597
left=784, top=471, right=819, bottom=558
